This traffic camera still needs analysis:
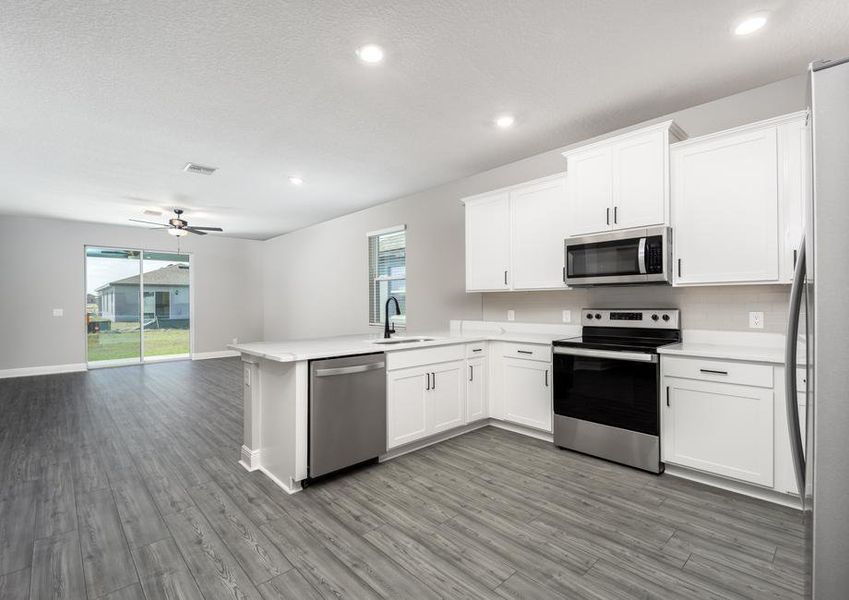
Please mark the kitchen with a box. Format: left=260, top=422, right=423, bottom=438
left=0, top=3, right=847, bottom=600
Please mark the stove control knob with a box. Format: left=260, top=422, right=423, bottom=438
left=662, top=314, right=670, bottom=322
left=594, top=313, right=602, bottom=320
left=651, top=314, right=659, bottom=321
left=586, top=313, right=594, bottom=320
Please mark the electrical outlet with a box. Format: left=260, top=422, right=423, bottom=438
left=562, top=310, right=572, bottom=323
left=52, top=308, right=63, bottom=317
left=232, top=337, right=239, bottom=345
left=749, top=311, right=764, bottom=329
left=507, top=309, right=515, bottom=322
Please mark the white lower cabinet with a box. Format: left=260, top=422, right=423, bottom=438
left=466, top=356, right=488, bottom=422
left=386, top=366, right=430, bottom=448
left=387, top=359, right=466, bottom=449
left=501, top=356, right=552, bottom=432
left=662, top=377, right=774, bottom=487
left=429, top=362, right=465, bottom=434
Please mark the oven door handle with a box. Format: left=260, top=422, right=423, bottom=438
left=553, top=347, right=658, bottom=363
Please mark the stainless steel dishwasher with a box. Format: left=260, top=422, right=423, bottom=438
left=308, top=352, right=386, bottom=479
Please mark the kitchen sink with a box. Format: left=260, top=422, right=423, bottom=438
left=371, top=337, right=436, bottom=345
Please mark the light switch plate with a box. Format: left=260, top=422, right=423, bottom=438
left=562, top=310, right=571, bottom=323
left=507, top=309, right=515, bottom=322
left=52, top=308, right=63, bottom=317
left=749, top=311, right=764, bottom=329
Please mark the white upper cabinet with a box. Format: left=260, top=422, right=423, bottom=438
left=778, top=116, right=809, bottom=283
left=565, top=146, right=612, bottom=235
left=671, top=112, right=808, bottom=286
left=465, top=191, right=511, bottom=291
left=464, top=174, right=568, bottom=292
left=613, top=128, right=668, bottom=230
left=563, top=121, right=684, bottom=236
left=510, top=176, right=569, bottom=289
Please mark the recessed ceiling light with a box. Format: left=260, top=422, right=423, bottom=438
left=495, top=114, right=515, bottom=129
left=288, top=176, right=304, bottom=186
left=734, top=14, right=767, bottom=36
left=356, top=44, right=385, bottom=64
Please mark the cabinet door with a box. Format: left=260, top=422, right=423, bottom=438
left=778, top=117, right=809, bottom=283
left=566, top=146, right=612, bottom=236
left=387, top=368, right=429, bottom=449
left=428, top=362, right=466, bottom=434
left=663, top=378, right=773, bottom=486
left=510, top=176, right=569, bottom=290
left=612, top=129, right=666, bottom=230
left=466, top=357, right=487, bottom=422
left=465, top=192, right=511, bottom=291
left=502, top=358, right=552, bottom=432
left=672, top=127, right=779, bottom=284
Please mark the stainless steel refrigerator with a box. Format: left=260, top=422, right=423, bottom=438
left=785, top=56, right=849, bottom=599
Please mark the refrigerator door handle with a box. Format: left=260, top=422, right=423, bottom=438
left=784, top=236, right=807, bottom=508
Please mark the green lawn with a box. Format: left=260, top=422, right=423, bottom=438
left=87, top=328, right=190, bottom=362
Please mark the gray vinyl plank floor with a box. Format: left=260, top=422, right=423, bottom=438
left=0, top=358, right=806, bottom=599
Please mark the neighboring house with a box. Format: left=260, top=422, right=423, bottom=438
left=96, top=264, right=190, bottom=327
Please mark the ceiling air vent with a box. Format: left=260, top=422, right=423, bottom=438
left=183, top=162, right=217, bottom=175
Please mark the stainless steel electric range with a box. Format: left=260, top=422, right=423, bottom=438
left=552, top=308, right=680, bottom=473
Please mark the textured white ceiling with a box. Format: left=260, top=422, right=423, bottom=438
left=1, top=1, right=848, bottom=239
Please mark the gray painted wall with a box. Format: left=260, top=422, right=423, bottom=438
left=262, top=75, right=806, bottom=338
left=0, top=215, right=263, bottom=370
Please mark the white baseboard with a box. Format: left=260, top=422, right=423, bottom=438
left=193, top=350, right=240, bottom=360
left=0, top=363, right=87, bottom=380
left=257, top=466, right=302, bottom=495
left=489, top=419, right=554, bottom=443
left=380, top=421, right=490, bottom=462
left=664, top=464, right=801, bottom=510
left=239, top=445, right=261, bottom=471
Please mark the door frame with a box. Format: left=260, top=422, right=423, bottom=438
left=84, top=244, right=194, bottom=368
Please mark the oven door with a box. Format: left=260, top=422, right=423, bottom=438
left=564, top=226, right=670, bottom=286
left=552, top=347, right=659, bottom=436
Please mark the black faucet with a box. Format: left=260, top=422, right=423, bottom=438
left=384, top=296, right=401, bottom=338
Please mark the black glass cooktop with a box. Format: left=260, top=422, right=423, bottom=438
left=553, top=326, right=681, bottom=354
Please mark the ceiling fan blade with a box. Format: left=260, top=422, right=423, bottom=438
left=187, top=226, right=223, bottom=231
left=130, top=218, right=168, bottom=226
left=183, top=227, right=208, bottom=235
left=149, top=226, right=170, bottom=230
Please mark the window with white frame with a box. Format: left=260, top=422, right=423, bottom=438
left=368, top=226, right=406, bottom=328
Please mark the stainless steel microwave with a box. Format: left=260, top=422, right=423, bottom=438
left=564, top=226, right=672, bottom=286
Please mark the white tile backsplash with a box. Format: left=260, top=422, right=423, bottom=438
left=481, top=285, right=790, bottom=334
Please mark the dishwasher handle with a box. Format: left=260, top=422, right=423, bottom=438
left=314, top=362, right=385, bottom=377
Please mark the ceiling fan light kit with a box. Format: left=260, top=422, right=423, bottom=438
left=129, top=208, right=224, bottom=237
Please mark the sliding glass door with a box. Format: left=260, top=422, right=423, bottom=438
left=141, top=251, right=191, bottom=361
left=85, top=247, right=191, bottom=366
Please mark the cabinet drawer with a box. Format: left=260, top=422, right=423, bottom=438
left=386, top=344, right=465, bottom=372
left=501, top=343, right=551, bottom=363
left=662, top=356, right=772, bottom=388
left=465, top=343, right=488, bottom=358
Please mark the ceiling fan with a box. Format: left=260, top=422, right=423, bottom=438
left=130, top=208, right=223, bottom=237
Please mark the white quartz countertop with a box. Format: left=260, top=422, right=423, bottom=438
left=229, top=328, right=571, bottom=363
left=657, top=342, right=787, bottom=364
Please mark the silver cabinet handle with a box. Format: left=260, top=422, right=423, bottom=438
left=431, top=372, right=436, bottom=390
left=666, top=385, right=670, bottom=407
left=314, top=362, right=384, bottom=377
left=469, top=365, right=474, bottom=382
left=517, top=350, right=533, bottom=355
left=425, top=372, right=430, bottom=391
left=677, top=258, right=682, bottom=278
left=606, top=207, right=610, bottom=225
left=699, top=369, right=728, bottom=375
left=504, top=271, right=508, bottom=285
left=472, top=348, right=483, bottom=353
left=562, top=266, right=566, bottom=283
left=544, top=369, right=549, bottom=387
left=613, top=206, right=618, bottom=224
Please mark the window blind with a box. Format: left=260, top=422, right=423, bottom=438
left=368, top=227, right=406, bottom=327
